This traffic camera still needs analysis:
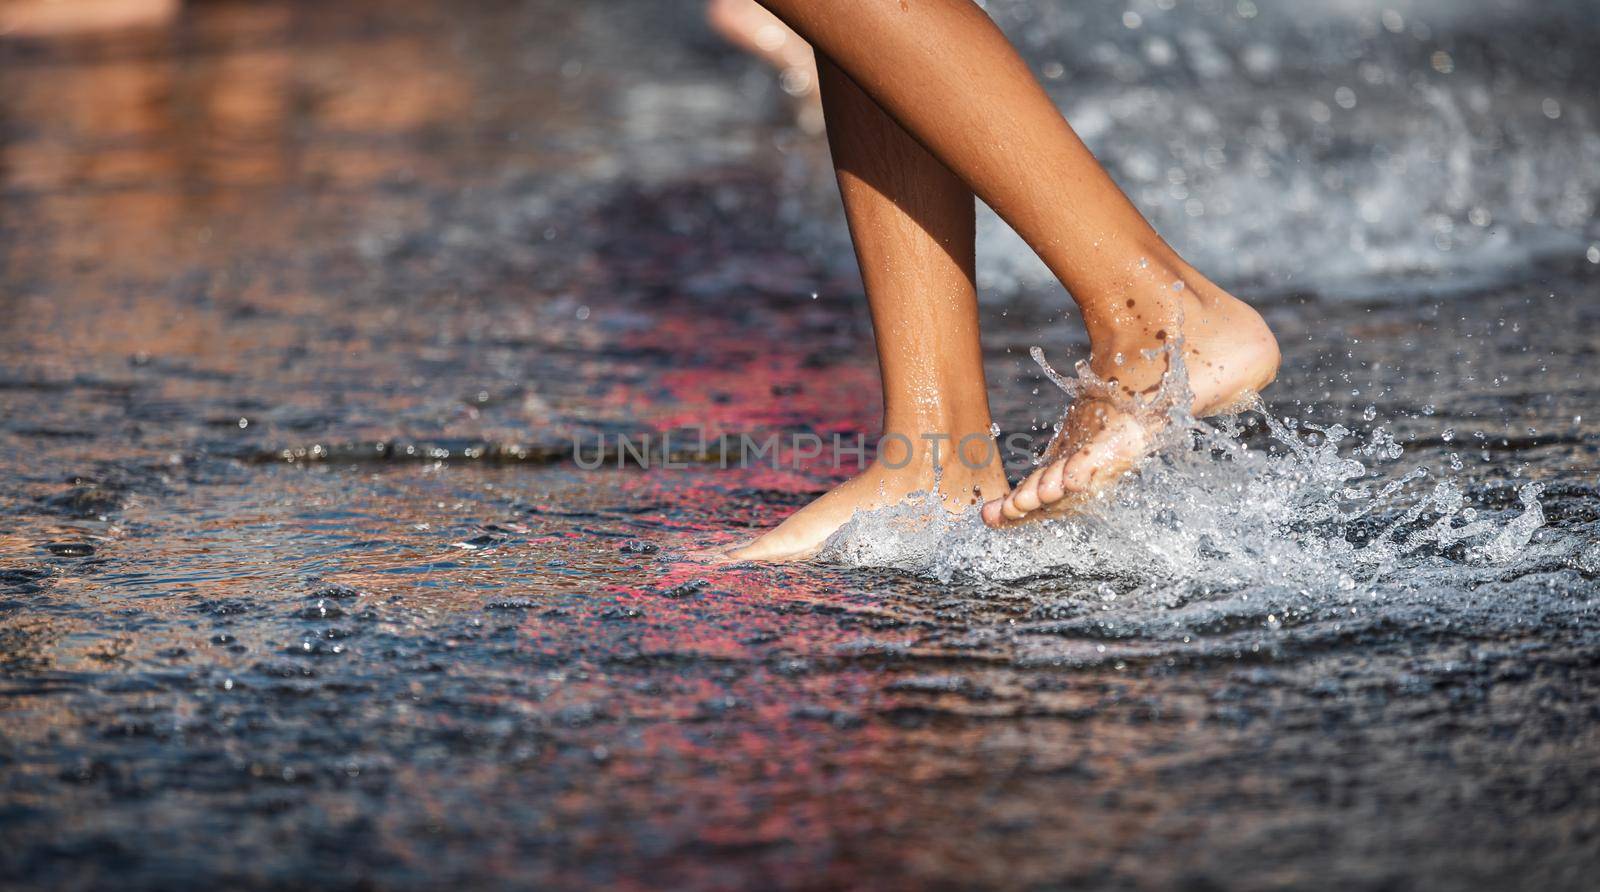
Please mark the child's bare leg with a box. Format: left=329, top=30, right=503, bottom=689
left=755, top=0, right=1280, bottom=526
left=725, top=57, right=1009, bottom=562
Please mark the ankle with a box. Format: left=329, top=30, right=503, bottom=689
left=881, top=407, right=994, bottom=448
left=875, top=422, right=1003, bottom=479
left=1083, top=310, right=1178, bottom=363
left=1083, top=263, right=1234, bottom=352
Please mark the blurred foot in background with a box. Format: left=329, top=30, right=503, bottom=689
left=0, top=0, right=176, bottom=38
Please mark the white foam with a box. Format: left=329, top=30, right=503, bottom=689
left=818, top=354, right=1549, bottom=595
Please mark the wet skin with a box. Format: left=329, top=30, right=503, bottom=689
left=722, top=56, right=1009, bottom=562
left=727, top=0, right=1280, bottom=558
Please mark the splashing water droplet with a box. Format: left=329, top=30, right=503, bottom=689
left=820, top=347, right=1548, bottom=596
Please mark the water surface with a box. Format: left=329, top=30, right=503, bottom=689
left=2, top=1, right=1598, bottom=888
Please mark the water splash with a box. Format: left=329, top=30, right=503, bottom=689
left=818, top=354, right=1548, bottom=592
left=1026, top=335, right=1196, bottom=465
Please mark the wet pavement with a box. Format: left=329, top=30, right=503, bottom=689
left=2, top=1, right=1599, bottom=889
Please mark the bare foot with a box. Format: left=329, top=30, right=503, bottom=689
left=724, top=443, right=1009, bottom=562
left=982, top=263, right=1279, bottom=527
left=1, top=0, right=176, bottom=38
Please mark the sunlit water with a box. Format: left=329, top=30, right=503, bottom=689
left=763, top=0, right=1600, bottom=299
left=821, top=336, right=1585, bottom=672
left=969, top=0, right=1600, bottom=297
left=2, top=0, right=1598, bottom=888
left=824, top=387, right=1554, bottom=589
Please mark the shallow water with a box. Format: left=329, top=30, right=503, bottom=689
left=2, top=0, right=1599, bottom=889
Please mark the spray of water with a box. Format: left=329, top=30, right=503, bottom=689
left=818, top=344, right=1547, bottom=593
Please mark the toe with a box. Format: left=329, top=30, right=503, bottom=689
left=981, top=498, right=1005, bottom=527
left=1000, top=492, right=1029, bottom=521
left=1009, top=469, right=1045, bottom=514
left=1036, top=460, right=1068, bottom=504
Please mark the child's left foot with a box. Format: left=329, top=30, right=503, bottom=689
left=982, top=265, right=1279, bottom=527
left=723, top=439, right=1009, bottom=562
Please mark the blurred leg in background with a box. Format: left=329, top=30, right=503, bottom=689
left=706, top=0, right=822, bottom=131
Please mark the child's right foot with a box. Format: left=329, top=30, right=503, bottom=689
left=982, top=264, right=1279, bottom=527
